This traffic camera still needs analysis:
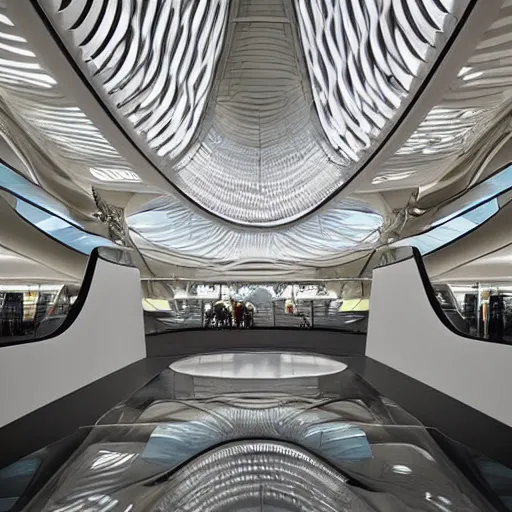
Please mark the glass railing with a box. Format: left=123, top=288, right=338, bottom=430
left=433, top=281, right=512, bottom=344
left=142, top=279, right=371, bottom=334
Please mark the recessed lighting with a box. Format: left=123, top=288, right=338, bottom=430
left=90, top=168, right=141, bottom=182
left=462, top=71, right=483, bottom=81
left=457, top=66, right=472, bottom=77
left=393, top=464, right=412, bottom=475
left=0, top=14, right=14, bottom=27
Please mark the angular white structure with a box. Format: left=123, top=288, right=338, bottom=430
left=0, top=248, right=146, bottom=427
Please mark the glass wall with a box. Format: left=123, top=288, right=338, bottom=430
left=433, top=281, right=512, bottom=344
left=142, top=279, right=371, bottom=334
left=0, top=283, right=81, bottom=343
left=392, top=164, right=512, bottom=256
left=0, top=249, right=132, bottom=344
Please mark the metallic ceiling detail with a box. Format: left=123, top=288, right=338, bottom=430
left=91, top=187, right=157, bottom=276
left=42, top=0, right=229, bottom=162
left=0, top=1, right=140, bottom=191
left=374, top=1, right=512, bottom=189
left=91, top=187, right=131, bottom=247
left=296, top=0, right=457, bottom=162
left=38, top=0, right=461, bottom=225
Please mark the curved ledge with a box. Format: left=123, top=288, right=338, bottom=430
left=0, top=246, right=134, bottom=348
left=367, top=246, right=512, bottom=426
left=426, top=162, right=512, bottom=231
left=425, top=204, right=510, bottom=258
left=394, top=179, right=512, bottom=259
left=0, top=158, right=86, bottom=229
left=0, top=187, right=113, bottom=256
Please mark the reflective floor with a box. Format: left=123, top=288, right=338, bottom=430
left=170, top=352, right=348, bottom=379
left=2, top=353, right=512, bottom=511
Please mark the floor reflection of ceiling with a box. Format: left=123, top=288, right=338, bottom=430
left=12, top=353, right=509, bottom=511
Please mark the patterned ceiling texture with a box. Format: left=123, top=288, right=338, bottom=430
left=39, top=0, right=463, bottom=225
left=3, top=0, right=509, bottom=276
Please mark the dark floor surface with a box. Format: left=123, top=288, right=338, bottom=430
left=0, top=356, right=171, bottom=469
left=0, top=333, right=510, bottom=470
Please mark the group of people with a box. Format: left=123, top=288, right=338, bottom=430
left=204, top=298, right=255, bottom=329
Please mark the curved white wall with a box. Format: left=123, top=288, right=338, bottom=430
left=0, top=255, right=146, bottom=427
left=366, top=256, right=512, bottom=427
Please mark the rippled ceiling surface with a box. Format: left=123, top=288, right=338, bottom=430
left=3, top=0, right=507, bottom=274
left=0, top=2, right=139, bottom=192
left=128, top=195, right=382, bottom=264
left=374, top=0, right=512, bottom=188
left=39, top=0, right=462, bottom=225
left=0, top=0, right=383, bottom=267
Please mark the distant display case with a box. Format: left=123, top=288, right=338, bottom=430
left=435, top=282, right=512, bottom=344
left=142, top=280, right=370, bottom=332
left=0, top=284, right=80, bottom=341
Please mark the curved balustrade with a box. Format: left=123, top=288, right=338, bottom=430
left=0, top=248, right=134, bottom=345
left=142, top=278, right=371, bottom=335
left=432, top=281, right=512, bottom=345
left=367, top=247, right=512, bottom=426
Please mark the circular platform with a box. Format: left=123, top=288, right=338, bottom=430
left=169, top=352, right=347, bottom=379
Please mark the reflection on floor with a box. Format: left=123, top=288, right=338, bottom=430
left=2, top=353, right=512, bottom=511
left=170, top=352, right=348, bottom=378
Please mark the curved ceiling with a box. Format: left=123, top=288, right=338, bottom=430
left=0, top=0, right=510, bottom=277
left=128, top=194, right=382, bottom=265
left=38, top=0, right=465, bottom=225
left=372, top=0, right=512, bottom=191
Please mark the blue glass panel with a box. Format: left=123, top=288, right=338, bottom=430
left=432, top=165, right=512, bottom=227
left=394, top=198, right=499, bottom=255
left=141, top=421, right=371, bottom=469
left=0, top=164, right=82, bottom=227
left=15, top=200, right=115, bottom=254
left=0, top=458, right=41, bottom=512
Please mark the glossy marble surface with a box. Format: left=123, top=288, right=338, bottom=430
left=2, top=352, right=511, bottom=511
